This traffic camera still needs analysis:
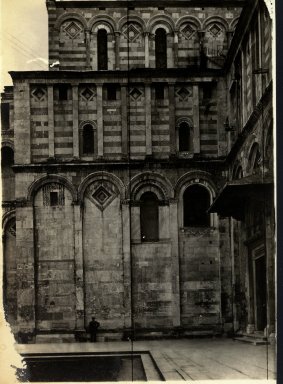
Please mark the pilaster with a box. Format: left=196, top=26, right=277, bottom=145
left=144, top=32, right=150, bottom=68
left=168, top=82, right=176, bottom=156
left=115, top=32, right=121, bottom=70
left=169, top=199, right=180, bottom=327
left=96, top=84, right=104, bottom=157
left=145, top=83, right=152, bottom=156
left=193, top=85, right=200, bottom=153
left=121, top=201, right=132, bottom=328
left=72, top=85, right=79, bottom=158
left=121, top=85, right=128, bottom=157
left=73, top=204, right=85, bottom=330
left=47, top=85, right=55, bottom=158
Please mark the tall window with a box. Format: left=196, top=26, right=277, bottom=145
left=82, top=124, right=94, bottom=154
left=183, top=185, right=210, bottom=227
left=155, top=28, right=167, bottom=68
left=97, top=29, right=108, bottom=70
left=140, top=192, right=159, bottom=242
left=179, top=122, right=191, bottom=152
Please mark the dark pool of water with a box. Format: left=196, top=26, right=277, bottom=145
left=16, top=354, right=146, bottom=382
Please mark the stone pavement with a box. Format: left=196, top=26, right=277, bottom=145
left=15, top=338, right=276, bottom=381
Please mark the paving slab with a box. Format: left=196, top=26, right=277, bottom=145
left=15, top=338, right=276, bottom=381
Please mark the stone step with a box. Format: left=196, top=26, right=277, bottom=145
left=233, top=336, right=269, bottom=345
left=36, top=334, right=76, bottom=343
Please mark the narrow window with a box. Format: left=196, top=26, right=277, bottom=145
left=140, top=192, right=159, bottom=242
left=183, top=185, right=210, bottom=227
left=155, top=28, right=167, bottom=69
left=50, top=191, right=59, bottom=206
left=155, top=84, right=165, bottom=100
left=107, top=84, right=117, bottom=100
left=97, top=29, right=108, bottom=70
left=179, top=122, right=191, bottom=152
left=82, top=124, right=94, bottom=154
left=58, top=84, right=69, bottom=100
left=1, top=103, right=10, bottom=130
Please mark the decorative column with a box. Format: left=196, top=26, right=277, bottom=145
left=92, top=32, right=98, bottom=71
left=168, top=82, right=176, bottom=156
left=173, top=31, right=179, bottom=67
left=192, top=85, right=200, bottom=153
left=115, top=31, right=121, bottom=70
left=72, top=85, right=79, bottom=159
left=73, top=204, right=85, bottom=331
left=121, top=84, right=128, bottom=157
left=121, top=200, right=132, bottom=329
left=169, top=199, right=181, bottom=327
left=47, top=85, right=55, bottom=158
left=96, top=84, right=104, bottom=157
left=144, top=32, right=150, bottom=68
left=14, top=82, right=31, bottom=164
left=145, top=82, right=152, bottom=156
left=85, top=30, right=91, bottom=69
left=226, top=30, right=234, bottom=47
left=16, top=203, right=36, bottom=341
left=198, top=30, right=206, bottom=68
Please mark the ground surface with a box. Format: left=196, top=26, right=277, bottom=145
left=15, top=338, right=276, bottom=381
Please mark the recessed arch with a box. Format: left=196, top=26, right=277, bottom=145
left=147, top=15, right=175, bottom=34
left=1, top=140, right=14, bottom=151
left=89, top=15, right=116, bottom=33
left=78, top=171, right=125, bottom=202
left=54, top=13, right=88, bottom=31
left=176, top=16, right=202, bottom=31
left=2, top=210, right=16, bottom=232
left=230, top=17, right=240, bottom=30
left=27, top=175, right=77, bottom=204
left=175, top=170, right=217, bottom=199
left=127, top=171, right=174, bottom=201
left=117, top=15, right=146, bottom=32
left=247, top=142, right=262, bottom=174
left=203, top=16, right=229, bottom=31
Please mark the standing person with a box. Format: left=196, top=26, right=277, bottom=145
left=88, top=317, right=100, bottom=342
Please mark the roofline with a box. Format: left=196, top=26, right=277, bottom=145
left=47, top=0, right=246, bottom=9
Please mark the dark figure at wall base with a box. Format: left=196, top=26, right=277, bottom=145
left=88, top=317, right=100, bottom=342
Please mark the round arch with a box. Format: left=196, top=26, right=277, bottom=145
left=89, top=15, right=116, bottom=33
left=54, top=13, right=88, bottom=31
left=147, top=15, right=175, bottom=34
left=1, top=140, right=14, bottom=151
left=175, top=170, right=217, bottom=199
left=79, top=120, right=97, bottom=131
left=176, top=16, right=202, bottom=31
left=127, top=171, right=174, bottom=201
left=27, top=175, right=77, bottom=204
left=78, top=171, right=125, bottom=201
left=176, top=117, right=193, bottom=129
left=117, top=15, right=146, bottom=32
left=203, top=16, right=229, bottom=31
left=2, top=210, right=16, bottom=232
left=230, top=17, right=240, bottom=30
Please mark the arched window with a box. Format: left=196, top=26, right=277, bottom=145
left=97, top=29, right=108, bottom=70
left=179, top=122, right=192, bottom=152
left=140, top=191, right=159, bottom=241
left=1, top=146, right=15, bottom=201
left=183, top=185, right=210, bottom=227
left=82, top=124, right=94, bottom=154
left=155, top=28, right=167, bottom=68
left=248, top=143, right=261, bottom=174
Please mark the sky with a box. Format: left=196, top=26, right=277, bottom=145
left=1, top=0, right=48, bottom=91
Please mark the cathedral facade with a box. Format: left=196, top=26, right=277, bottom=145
left=1, top=0, right=275, bottom=343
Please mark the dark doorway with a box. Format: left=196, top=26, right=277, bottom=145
left=254, top=255, right=267, bottom=331
left=155, top=28, right=167, bottom=68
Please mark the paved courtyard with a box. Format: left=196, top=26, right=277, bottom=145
left=15, top=338, right=276, bottom=381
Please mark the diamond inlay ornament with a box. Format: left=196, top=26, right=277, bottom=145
left=176, top=87, right=191, bottom=101
left=122, top=23, right=141, bottom=42
left=129, top=88, right=142, bottom=101
left=64, top=21, right=82, bottom=39
left=81, top=87, right=95, bottom=101
left=209, top=24, right=222, bottom=38
left=31, top=87, right=47, bottom=102
left=92, top=186, right=111, bottom=205
left=181, top=24, right=195, bottom=40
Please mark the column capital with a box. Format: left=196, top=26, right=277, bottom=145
left=114, top=31, right=121, bottom=36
